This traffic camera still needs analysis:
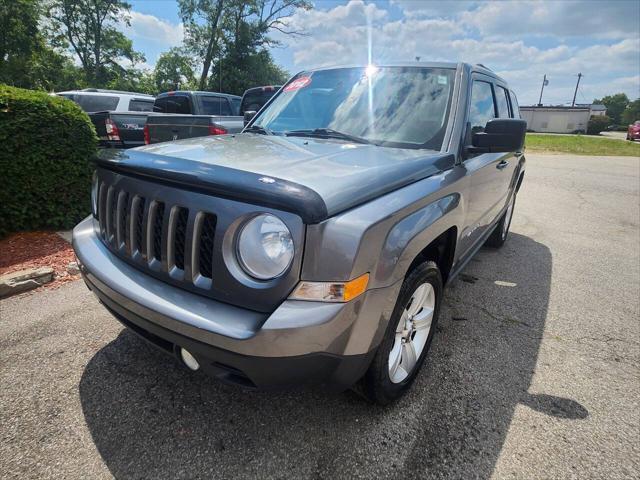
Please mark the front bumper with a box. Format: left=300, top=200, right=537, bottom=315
left=73, top=216, right=399, bottom=390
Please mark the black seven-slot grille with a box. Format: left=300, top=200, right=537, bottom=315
left=96, top=181, right=216, bottom=287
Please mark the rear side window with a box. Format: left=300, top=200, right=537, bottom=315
left=496, top=86, right=511, bottom=118
left=199, top=96, right=231, bottom=116
left=75, top=95, right=119, bottom=112
left=128, top=99, right=154, bottom=112
left=509, top=91, right=521, bottom=118
left=469, top=80, right=496, bottom=133
left=153, top=96, right=191, bottom=114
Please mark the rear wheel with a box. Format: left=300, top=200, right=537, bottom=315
left=486, top=193, right=515, bottom=248
left=360, top=261, right=442, bottom=405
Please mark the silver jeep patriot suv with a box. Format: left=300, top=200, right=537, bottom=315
left=73, top=63, right=526, bottom=404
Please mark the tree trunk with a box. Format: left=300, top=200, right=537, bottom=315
left=198, top=0, right=224, bottom=90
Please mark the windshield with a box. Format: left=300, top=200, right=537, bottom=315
left=251, top=67, right=455, bottom=149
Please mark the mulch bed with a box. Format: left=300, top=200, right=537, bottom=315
left=0, top=231, right=80, bottom=289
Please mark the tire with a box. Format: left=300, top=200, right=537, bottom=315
left=485, top=193, right=516, bottom=248
left=360, top=261, right=443, bottom=405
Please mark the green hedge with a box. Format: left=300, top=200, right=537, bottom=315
left=0, top=85, right=97, bottom=236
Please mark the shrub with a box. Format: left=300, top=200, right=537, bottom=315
left=0, top=85, right=97, bottom=236
left=586, top=115, right=611, bottom=135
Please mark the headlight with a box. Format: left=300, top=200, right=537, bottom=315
left=237, top=214, right=294, bottom=280
left=91, top=171, right=98, bottom=216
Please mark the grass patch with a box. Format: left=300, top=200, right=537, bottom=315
left=525, top=134, right=640, bottom=156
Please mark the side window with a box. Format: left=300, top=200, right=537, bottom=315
left=153, top=96, right=191, bottom=114
left=468, top=80, right=496, bottom=133
left=509, top=91, right=521, bottom=118
left=496, top=86, right=511, bottom=118
left=230, top=97, right=241, bottom=116
left=128, top=99, right=154, bottom=112
left=75, top=95, right=119, bottom=112
left=200, top=96, right=231, bottom=116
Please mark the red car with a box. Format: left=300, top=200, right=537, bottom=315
left=627, top=120, right=640, bottom=141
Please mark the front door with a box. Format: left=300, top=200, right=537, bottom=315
left=461, top=77, right=518, bottom=254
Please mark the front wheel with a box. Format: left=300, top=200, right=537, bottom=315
left=360, top=261, right=442, bottom=405
left=486, top=193, right=516, bottom=248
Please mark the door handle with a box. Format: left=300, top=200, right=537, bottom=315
left=497, top=160, right=509, bottom=170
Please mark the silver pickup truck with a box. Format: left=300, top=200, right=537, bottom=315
left=73, top=62, right=526, bottom=404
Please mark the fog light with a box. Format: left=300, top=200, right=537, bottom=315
left=180, top=348, right=200, bottom=371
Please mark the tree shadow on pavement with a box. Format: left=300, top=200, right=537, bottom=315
left=79, top=233, right=588, bottom=479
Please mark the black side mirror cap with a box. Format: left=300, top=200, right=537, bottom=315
left=243, top=110, right=257, bottom=126
left=471, top=118, right=527, bottom=153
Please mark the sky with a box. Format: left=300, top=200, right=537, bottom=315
left=124, top=0, right=640, bottom=105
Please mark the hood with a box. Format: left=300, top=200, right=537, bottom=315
left=96, top=134, right=455, bottom=223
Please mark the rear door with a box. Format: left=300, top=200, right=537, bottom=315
left=462, top=75, right=517, bottom=249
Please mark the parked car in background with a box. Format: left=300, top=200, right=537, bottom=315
left=57, top=89, right=155, bottom=148
left=144, top=91, right=243, bottom=144
left=73, top=63, right=526, bottom=404
left=627, top=120, right=640, bottom=141
left=240, top=85, right=281, bottom=114
left=90, top=111, right=153, bottom=149
left=57, top=88, right=155, bottom=113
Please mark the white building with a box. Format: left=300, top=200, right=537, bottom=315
left=520, top=106, right=591, bottom=133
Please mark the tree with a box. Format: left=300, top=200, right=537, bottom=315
left=586, top=115, right=610, bottom=135
left=621, top=99, right=640, bottom=126
left=179, top=0, right=226, bottom=90
left=154, top=47, right=196, bottom=92
left=0, top=0, right=83, bottom=90
left=179, top=0, right=310, bottom=90
left=593, top=93, right=629, bottom=125
left=50, top=0, right=145, bottom=87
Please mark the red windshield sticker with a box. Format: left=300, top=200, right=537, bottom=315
left=284, top=76, right=311, bottom=92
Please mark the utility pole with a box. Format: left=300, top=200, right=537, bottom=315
left=571, top=73, right=583, bottom=107
left=538, top=74, right=548, bottom=106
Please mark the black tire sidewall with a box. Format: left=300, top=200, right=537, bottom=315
left=364, top=261, right=443, bottom=404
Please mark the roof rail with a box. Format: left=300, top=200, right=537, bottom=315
left=81, top=88, right=153, bottom=96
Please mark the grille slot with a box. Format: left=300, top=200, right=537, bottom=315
left=173, top=208, right=189, bottom=270
left=198, top=213, right=216, bottom=279
left=116, top=192, right=129, bottom=249
left=134, top=197, right=146, bottom=254
left=108, top=187, right=118, bottom=243
left=152, top=202, right=165, bottom=262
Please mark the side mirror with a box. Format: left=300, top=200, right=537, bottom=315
left=471, top=118, right=526, bottom=153
left=243, top=110, right=257, bottom=126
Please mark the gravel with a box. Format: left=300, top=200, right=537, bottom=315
left=1, top=153, right=638, bottom=479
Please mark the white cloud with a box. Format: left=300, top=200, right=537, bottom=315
left=278, top=0, right=640, bottom=104
left=459, top=0, right=640, bottom=40
left=121, top=11, right=184, bottom=48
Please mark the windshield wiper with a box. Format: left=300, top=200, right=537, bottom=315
left=244, top=124, right=273, bottom=135
left=285, top=128, right=372, bottom=145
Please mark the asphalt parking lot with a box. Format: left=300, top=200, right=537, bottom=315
left=1, top=153, right=638, bottom=479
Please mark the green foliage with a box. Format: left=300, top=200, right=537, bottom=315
left=621, top=99, right=640, bottom=125
left=154, top=47, right=197, bottom=93
left=0, top=0, right=84, bottom=91
left=50, top=0, right=145, bottom=88
left=179, top=0, right=310, bottom=90
left=526, top=133, right=640, bottom=156
left=586, top=115, right=611, bottom=135
left=0, top=85, right=97, bottom=236
left=593, top=93, right=629, bottom=125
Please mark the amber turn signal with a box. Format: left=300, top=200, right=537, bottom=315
left=289, top=273, right=370, bottom=303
